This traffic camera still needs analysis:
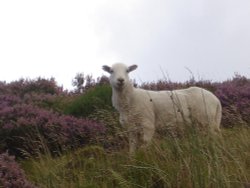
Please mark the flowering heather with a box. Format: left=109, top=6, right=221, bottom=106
left=0, top=78, right=64, bottom=110
left=215, top=75, right=250, bottom=127
left=0, top=102, right=105, bottom=157
left=140, top=79, right=217, bottom=92
left=0, top=79, right=105, bottom=157
left=0, top=152, right=36, bottom=188
left=0, top=78, right=62, bottom=96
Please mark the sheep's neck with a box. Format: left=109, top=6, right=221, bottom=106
left=112, top=83, right=134, bottom=113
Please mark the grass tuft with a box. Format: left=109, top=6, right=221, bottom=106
left=21, top=127, right=250, bottom=188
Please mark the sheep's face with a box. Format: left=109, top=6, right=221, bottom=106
left=103, top=63, right=137, bottom=90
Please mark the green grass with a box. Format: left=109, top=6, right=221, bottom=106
left=21, top=127, right=250, bottom=188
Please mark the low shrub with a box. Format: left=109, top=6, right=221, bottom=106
left=65, top=84, right=113, bottom=117
left=0, top=79, right=106, bottom=158
left=0, top=152, right=37, bottom=188
left=0, top=97, right=105, bottom=158
left=215, top=75, right=250, bottom=127
left=0, top=78, right=62, bottom=96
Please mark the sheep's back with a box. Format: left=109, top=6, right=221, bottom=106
left=134, top=87, right=221, bottom=128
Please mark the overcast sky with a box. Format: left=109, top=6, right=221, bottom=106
left=0, top=0, right=250, bottom=90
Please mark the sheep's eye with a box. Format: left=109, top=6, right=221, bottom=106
left=110, top=70, right=114, bottom=74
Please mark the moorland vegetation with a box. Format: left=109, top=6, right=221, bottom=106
left=0, top=74, right=250, bottom=187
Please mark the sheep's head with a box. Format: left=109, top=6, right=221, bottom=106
left=102, top=63, right=137, bottom=90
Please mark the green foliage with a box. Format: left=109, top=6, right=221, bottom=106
left=65, top=84, right=113, bottom=117
left=22, top=127, right=250, bottom=188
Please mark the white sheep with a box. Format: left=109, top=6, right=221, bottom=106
left=103, top=63, right=222, bottom=153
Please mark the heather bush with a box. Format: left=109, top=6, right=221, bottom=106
left=65, top=84, right=113, bottom=117
left=215, top=75, right=250, bottom=127
left=0, top=79, right=105, bottom=158
left=0, top=78, right=67, bottom=112
left=141, top=78, right=217, bottom=93
left=141, top=80, right=184, bottom=90
left=0, top=102, right=105, bottom=157
left=0, top=78, right=62, bottom=96
left=0, top=152, right=36, bottom=188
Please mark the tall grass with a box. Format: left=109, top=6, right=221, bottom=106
left=21, top=126, right=250, bottom=188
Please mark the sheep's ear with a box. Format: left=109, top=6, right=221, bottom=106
left=102, top=65, right=113, bottom=74
left=127, top=64, right=138, bottom=73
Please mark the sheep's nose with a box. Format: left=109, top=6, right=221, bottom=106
left=117, top=78, right=124, bottom=84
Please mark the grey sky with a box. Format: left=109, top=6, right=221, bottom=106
left=0, top=0, right=250, bottom=89
left=96, top=0, right=250, bottom=83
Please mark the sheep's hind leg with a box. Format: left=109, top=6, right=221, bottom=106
left=142, top=121, right=155, bottom=148
left=128, top=131, right=138, bottom=155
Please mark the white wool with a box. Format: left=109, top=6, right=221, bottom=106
left=103, top=63, right=222, bottom=154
